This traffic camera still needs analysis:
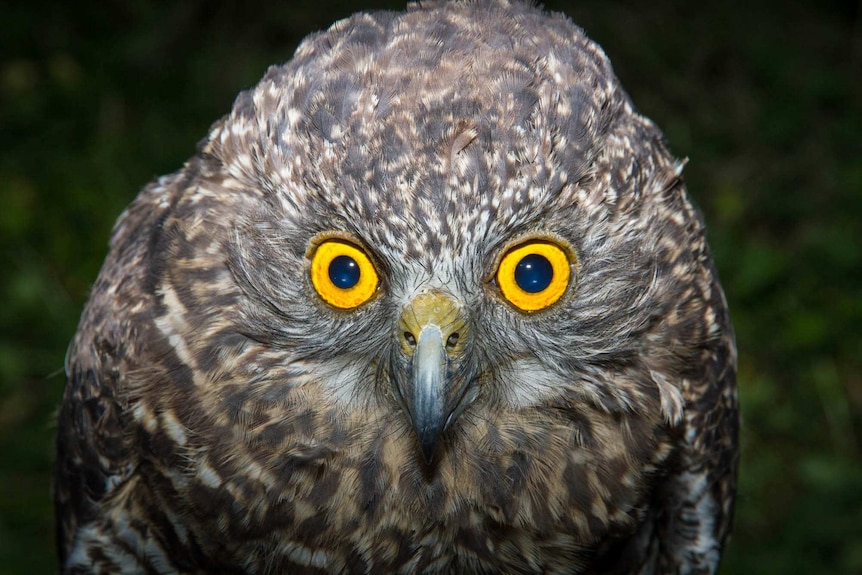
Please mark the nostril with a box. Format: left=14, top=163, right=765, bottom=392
left=404, top=331, right=417, bottom=347
left=446, top=332, right=459, bottom=351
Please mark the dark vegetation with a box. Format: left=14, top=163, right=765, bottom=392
left=1, top=1, right=859, bottom=572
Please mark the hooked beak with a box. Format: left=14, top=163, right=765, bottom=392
left=395, top=291, right=474, bottom=464
left=411, top=324, right=448, bottom=462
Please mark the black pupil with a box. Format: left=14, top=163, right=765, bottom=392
left=329, top=255, right=360, bottom=289
left=514, top=253, right=553, bottom=293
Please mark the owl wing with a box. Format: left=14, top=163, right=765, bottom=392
left=656, top=284, right=739, bottom=574
left=54, top=345, right=135, bottom=569
left=54, top=172, right=185, bottom=573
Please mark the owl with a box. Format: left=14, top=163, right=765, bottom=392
left=54, top=1, right=738, bottom=574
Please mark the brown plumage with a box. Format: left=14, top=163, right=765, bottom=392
left=55, top=1, right=738, bottom=574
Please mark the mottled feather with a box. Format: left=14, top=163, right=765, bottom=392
left=55, top=1, right=738, bottom=574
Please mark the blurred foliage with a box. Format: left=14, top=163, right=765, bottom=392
left=1, top=0, right=860, bottom=573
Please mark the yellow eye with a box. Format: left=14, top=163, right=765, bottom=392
left=496, top=240, right=573, bottom=312
left=310, top=239, right=379, bottom=309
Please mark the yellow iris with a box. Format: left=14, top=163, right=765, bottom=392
left=496, top=240, right=573, bottom=312
left=310, top=239, right=379, bottom=309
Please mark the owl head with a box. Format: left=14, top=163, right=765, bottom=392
left=158, top=0, right=717, bottom=469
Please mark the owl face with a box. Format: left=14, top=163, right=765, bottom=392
left=301, top=228, right=579, bottom=461
left=211, top=3, right=694, bottom=468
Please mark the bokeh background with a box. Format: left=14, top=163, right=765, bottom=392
left=2, top=0, right=860, bottom=573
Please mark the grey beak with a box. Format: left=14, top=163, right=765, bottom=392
left=411, top=325, right=448, bottom=463
left=395, top=290, right=473, bottom=464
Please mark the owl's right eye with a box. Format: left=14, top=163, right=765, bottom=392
left=310, top=239, right=379, bottom=309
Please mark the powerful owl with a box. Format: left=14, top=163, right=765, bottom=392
left=55, top=1, right=738, bottom=574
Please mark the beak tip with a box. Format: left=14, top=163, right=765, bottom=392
left=419, top=435, right=438, bottom=464
left=414, top=419, right=443, bottom=464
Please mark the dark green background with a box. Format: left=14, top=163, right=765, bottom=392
left=2, top=0, right=860, bottom=573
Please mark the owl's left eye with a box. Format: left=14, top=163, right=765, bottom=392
left=495, top=239, right=574, bottom=312
left=310, top=239, right=379, bottom=309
